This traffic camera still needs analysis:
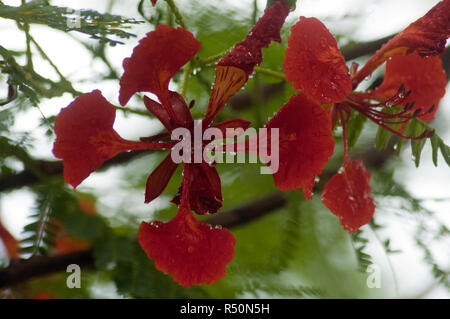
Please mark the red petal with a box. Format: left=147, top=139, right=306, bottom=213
left=0, top=221, right=19, bottom=259
left=264, top=94, right=335, bottom=198
left=172, top=163, right=223, bottom=214
left=210, top=118, right=251, bottom=137
left=218, top=0, right=290, bottom=77
left=53, top=90, right=170, bottom=188
left=203, top=66, right=247, bottom=125
left=151, top=0, right=157, bottom=5
left=119, top=25, right=201, bottom=106
left=322, top=158, right=376, bottom=233
left=145, top=153, right=179, bottom=203
left=144, top=91, right=193, bottom=130
left=138, top=206, right=236, bottom=287
left=361, top=53, right=447, bottom=121
left=283, top=17, right=352, bottom=104
left=353, top=0, right=450, bottom=86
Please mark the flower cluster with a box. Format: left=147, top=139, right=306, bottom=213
left=52, top=0, right=450, bottom=287
left=53, top=0, right=290, bottom=286
left=273, top=0, right=449, bottom=232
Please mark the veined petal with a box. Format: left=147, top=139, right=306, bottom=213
left=138, top=207, right=236, bottom=287
left=53, top=90, right=172, bottom=188
left=203, top=0, right=290, bottom=124
left=322, top=158, right=376, bottom=234
left=119, top=25, right=201, bottom=106
left=360, top=53, right=447, bottom=121
left=353, top=0, right=450, bottom=86
left=145, top=153, right=179, bottom=203
left=203, top=66, right=247, bottom=125
left=283, top=17, right=352, bottom=104
left=263, top=94, right=335, bottom=199
left=172, top=163, right=223, bottom=214
left=0, top=221, right=19, bottom=259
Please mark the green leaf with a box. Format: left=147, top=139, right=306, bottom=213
left=438, top=139, right=450, bottom=166
left=0, top=0, right=142, bottom=46
left=431, top=135, right=440, bottom=166
left=396, top=118, right=450, bottom=168
left=346, top=111, right=367, bottom=150
left=375, top=125, right=393, bottom=151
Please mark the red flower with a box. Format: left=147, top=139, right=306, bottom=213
left=139, top=164, right=236, bottom=287
left=0, top=220, right=19, bottom=259
left=279, top=1, right=449, bottom=233
left=322, top=156, right=375, bottom=233
left=53, top=0, right=290, bottom=286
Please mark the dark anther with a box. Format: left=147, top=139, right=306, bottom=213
left=189, top=100, right=195, bottom=109
left=413, top=108, right=422, bottom=117
left=404, top=101, right=415, bottom=111
left=404, top=90, right=412, bottom=98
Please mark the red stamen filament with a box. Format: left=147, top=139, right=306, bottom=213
left=343, top=84, right=435, bottom=140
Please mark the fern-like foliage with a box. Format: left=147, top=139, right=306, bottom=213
left=21, top=181, right=107, bottom=257
left=0, top=0, right=142, bottom=46
left=351, top=229, right=373, bottom=273
left=415, top=224, right=450, bottom=290
left=374, top=116, right=450, bottom=168
left=372, top=169, right=450, bottom=292
left=235, top=272, right=323, bottom=298
left=0, top=136, right=40, bottom=176
left=21, top=186, right=58, bottom=256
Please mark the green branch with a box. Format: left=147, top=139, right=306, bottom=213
left=164, top=0, right=187, bottom=29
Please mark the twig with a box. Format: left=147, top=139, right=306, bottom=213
left=0, top=150, right=153, bottom=192
left=0, top=250, right=94, bottom=288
